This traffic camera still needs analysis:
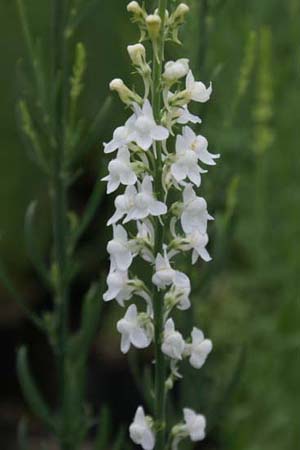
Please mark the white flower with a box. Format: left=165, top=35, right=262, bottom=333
left=163, top=59, right=189, bottom=83
left=107, top=185, right=137, bottom=226
left=186, top=327, right=213, bottom=369
left=133, top=220, right=155, bottom=262
left=185, top=230, right=211, bottom=264
left=172, top=271, right=191, bottom=310
left=108, top=177, right=167, bottom=225
left=117, top=304, right=152, bottom=353
left=152, top=250, right=176, bottom=289
left=107, top=224, right=133, bottom=271
left=102, top=146, right=137, bottom=193
left=162, top=318, right=185, bottom=360
left=171, top=134, right=206, bottom=187
left=103, top=267, right=133, bottom=306
left=129, top=406, right=155, bottom=450
left=128, top=100, right=169, bottom=150
left=179, top=126, right=219, bottom=166
left=124, top=175, right=167, bottom=223
left=183, top=408, right=206, bottom=441
left=104, top=116, right=135, bottom=153
left=186, top=70, right=212, bottom=103
left=181, top=184, right=213, bottom=234
left=176, top=105, right=202, bottom=125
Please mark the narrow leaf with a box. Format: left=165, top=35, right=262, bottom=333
left=17, top=347, right=54, bottom=431
left=112, top=427, right=127, bottom=450
left=79, top=276, right=105, bottom=353
left=94, top=406, right=112, bottom=450
left=70, top=178, right=106, bottom=251
left=17, top=417, right=29, bottom=450
left=24, top=201, right=52, bottom=289
left=74, top=96, right=112, bottom=165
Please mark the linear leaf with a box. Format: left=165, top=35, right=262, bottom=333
left=24, top=201, right=52, bottom=289
left=17, top=347, right=55, bottom=431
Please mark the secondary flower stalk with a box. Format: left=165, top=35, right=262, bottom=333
left=102, top=2, right=218, bottom=449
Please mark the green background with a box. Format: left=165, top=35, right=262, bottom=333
left=0, top=0, right=299, bottom=449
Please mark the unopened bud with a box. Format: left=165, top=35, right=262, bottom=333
left=146, top=14, right=161, bottom=40
left=173, top=3, right=190, bottom=22
left=127, top=1, right=142, bottom=14
left=127, top=43, right=146, bottom=66
left=109, top=78, right=141, bottom=105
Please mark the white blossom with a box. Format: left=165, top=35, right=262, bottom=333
left=171, top=133, right=206, bottom=187
left=183, top=408, right=206, bottom=441
left=129, top=406, right=155, bottom=450
left=185, top=327, right=213, bottom=369
left=103, top=266, right=133, bottom=306
left=128, top=100, right=169, bottom=150
left=117, top=304, right=152, bottom=353
left=172, top=271, right=191, bottom=310
left=163, top=59, right=189, bottom=83
left=125, top=176, right=167, bottom=223
left=104, top=116, right=135, bottom=153
left=181, top=184, right=213, bottom=234
left=185, top=230, right=211, bottom=264
left=186, top=70, right=212, bottom=103
left=176, top=105, right=202, bottom=125
left=152, top=250, right=176, bottom=289
left=107, top=185, right=136, bottom=226
left=102, top=146, right=137, bottom=193
left=179, top=126, right=219, bottom=166
left=133, top=220, right=155, bottom=262
left=162, top=318, right=185, bottom=360
left=107, top=224, right=133, bottom=271
left=108, top=177, right=167, bottom=225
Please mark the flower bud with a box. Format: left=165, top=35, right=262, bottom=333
left=127, top=43, right=146, bottom=66
left=172, top=3, right=190, bottom=23
left=146, top=14, right=161, bottom=40
left=163, top=59, right=190, bottom=83
left=127, top=1, right=142, bottom=14
left=109, top=78, right=142, bottom=105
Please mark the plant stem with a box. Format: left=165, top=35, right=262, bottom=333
left=52, top=1, right=72, bottom=448
left=152, top=1, right=168, bottom=449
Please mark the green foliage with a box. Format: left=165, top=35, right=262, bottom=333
left=17, top=347, right=55, bottom=431
left=0, top=0, right=299, bottom=449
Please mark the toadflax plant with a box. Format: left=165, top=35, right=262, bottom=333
left=103, top=1, right=219, bottom=449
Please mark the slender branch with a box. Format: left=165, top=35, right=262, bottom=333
left=52, top=2, right=73, bottom=449
left=152, top=1, right=168, bottom=449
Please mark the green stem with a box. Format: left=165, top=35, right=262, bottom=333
left=52, top=1, right=72, bottom=449
left=151, top=1, right=168, bottom=449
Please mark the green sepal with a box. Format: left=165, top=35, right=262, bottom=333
left=17, top=347, right=55, bottom=431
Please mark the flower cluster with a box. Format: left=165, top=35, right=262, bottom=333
left=103, top=2, right=218, bottom=449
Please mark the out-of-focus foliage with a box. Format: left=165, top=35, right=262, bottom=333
left=0, top=0, right=299, bottom=449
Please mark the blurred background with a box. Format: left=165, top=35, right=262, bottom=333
left=0, top=0, right=299, bottom=449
